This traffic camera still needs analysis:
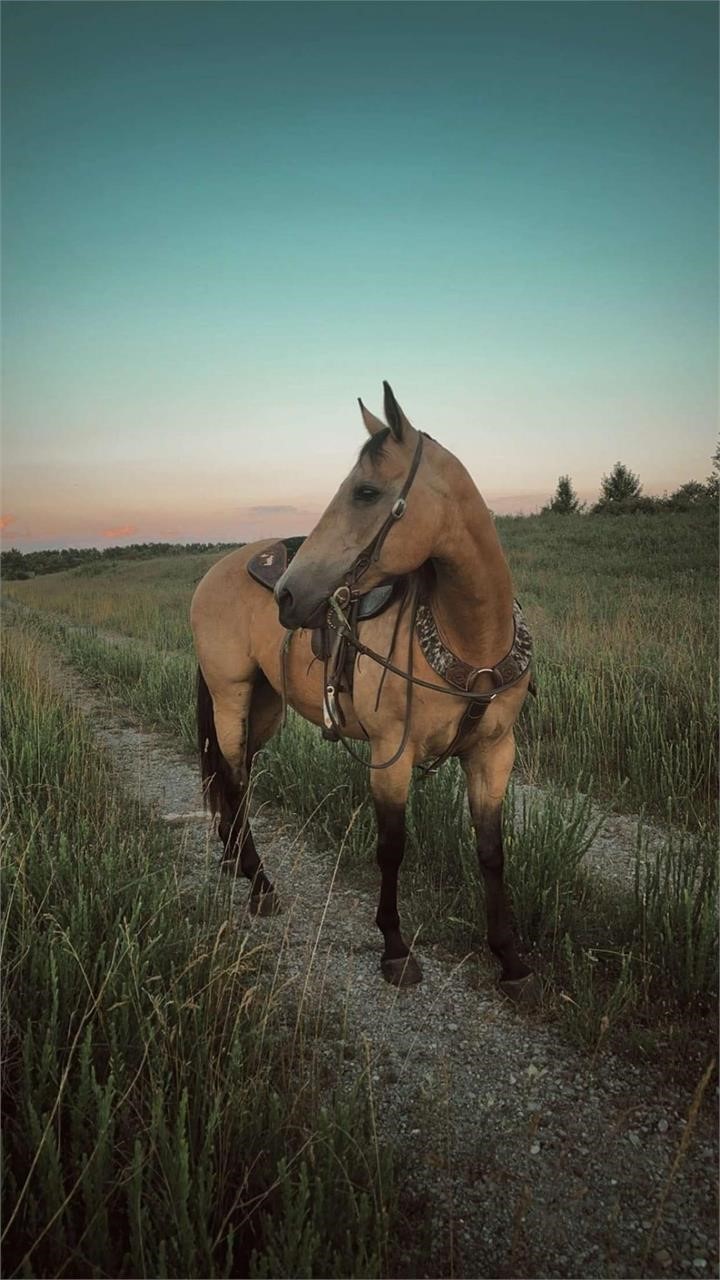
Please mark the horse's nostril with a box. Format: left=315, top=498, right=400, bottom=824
left=275, top=585, right=296, bottom=628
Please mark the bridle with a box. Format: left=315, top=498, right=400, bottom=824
left=333, top=429, right=426, bottom=604
left=280, top=428, right=532, bottom=773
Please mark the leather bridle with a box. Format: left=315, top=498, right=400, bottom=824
left=281, top=427, right=532, bottom=773
left=333, top=430, right=426, bottom=605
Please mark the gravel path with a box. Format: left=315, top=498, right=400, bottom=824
left=8, top=609, right=718, bottom=1279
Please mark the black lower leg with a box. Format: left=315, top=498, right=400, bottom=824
left=219, top=784, right=273, bottom=898
left=476, top=807, right=530, bottom=983
left=374, top=803, right=411, bottom=963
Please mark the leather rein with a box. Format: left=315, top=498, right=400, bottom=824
left=282, top=430, right=532, bottom=773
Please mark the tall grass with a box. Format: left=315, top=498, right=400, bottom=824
left=5, top=603, right=717, bottom=1064
left=259, top=715, right=717, bottom=1063
left=3, top=552, right=217, bottom=651
left=1, top=630, right=405, bottom=1279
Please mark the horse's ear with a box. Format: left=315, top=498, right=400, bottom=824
left=358, top=397, right=387, bottom=437
left=383, top=381, right=413, bottom=441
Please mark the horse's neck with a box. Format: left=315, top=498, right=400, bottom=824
left=429, top=492, right=514, bottom=669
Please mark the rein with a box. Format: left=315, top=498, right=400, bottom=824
left=323, top=576, right=421, bottom=771
left=327, top=589, right=514, bottom=704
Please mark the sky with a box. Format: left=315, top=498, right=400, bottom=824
left=2, top=0, right=717, bottom=549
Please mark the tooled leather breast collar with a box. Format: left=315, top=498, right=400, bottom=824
left=414, top=597, right=533, bottom=694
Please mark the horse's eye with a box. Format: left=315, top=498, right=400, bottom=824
left=353, top=485, right=381, bottom=504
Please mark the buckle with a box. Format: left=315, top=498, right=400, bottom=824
left=391, top=498, right=406, bottom=519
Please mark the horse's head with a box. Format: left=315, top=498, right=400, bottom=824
left=275, top=383, right=445, bottom=630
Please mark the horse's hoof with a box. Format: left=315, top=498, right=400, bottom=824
left=381, top=953, right=423, bottom=987
left=499, top=971, right=540, bottom=1006
left=249, top=889, right=281, bottom=918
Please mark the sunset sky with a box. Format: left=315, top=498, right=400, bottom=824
left=2, top=1, right=717, bottom=549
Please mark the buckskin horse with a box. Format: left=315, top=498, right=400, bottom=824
left=191, top=383, right=535, bottom=998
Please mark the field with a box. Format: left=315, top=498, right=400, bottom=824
left=2, top=508, right=718, bottom=1278
left=5, top=509, right=717, bottom=829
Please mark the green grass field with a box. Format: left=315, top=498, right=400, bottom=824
left=3, top=511, right=717, bottom=1276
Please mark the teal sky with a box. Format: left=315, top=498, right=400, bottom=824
left=2, top=1, right=717, bottom=548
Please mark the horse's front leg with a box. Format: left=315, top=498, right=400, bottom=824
left=370, top=750, right=422, bottom=987
left=461, top=732, right=534, bottom=997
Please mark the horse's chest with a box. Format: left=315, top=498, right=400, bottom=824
left=414, top=698, right=504, bottom=765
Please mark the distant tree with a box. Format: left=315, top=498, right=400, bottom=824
left=0, top=547, right=28, bottom=580
left=543, top=475, right=582, bottom=515
left=599, top=461, right=641, bottom=505
left=0, top=541, right=245, bottom=579
left=666, top=479, right=712, bottom=510
left=705, top=440, right=720, bottom=501
left=592, top=461, right=647, bottom=513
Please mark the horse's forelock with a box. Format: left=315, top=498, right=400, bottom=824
left=358, top=428, right=391, bottom=466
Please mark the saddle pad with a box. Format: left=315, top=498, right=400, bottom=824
left=247, top=536, right=306, bottom=591
left=248, top=536, right=398, bottom=624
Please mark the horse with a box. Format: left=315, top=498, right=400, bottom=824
left=191, top=383, right=535, bottom=999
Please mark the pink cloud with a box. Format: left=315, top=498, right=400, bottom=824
left=101, top=524, right=138, bottom=539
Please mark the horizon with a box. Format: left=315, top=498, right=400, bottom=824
left=1, top=456, right=716, bottom=552
left=3, top=475, right=713, bottom=556
left=2, top=1, right=717, bottom=550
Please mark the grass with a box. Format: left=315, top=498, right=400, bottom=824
left=1, top=628, right=413, bottom=1279
left=3, top=551, right=218, bottom=652
left=3, top=508, right=717, bottom=1071
left=255, top=713, right=718, bottom=1070
left=5, top=506, right=717, bottom=827
left=501, top=508, right=717, bottom=828
left=9, top=602, right=715, bottom=1072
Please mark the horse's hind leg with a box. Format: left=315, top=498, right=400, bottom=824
left=213, top=676, right=282, bottom=916
left=461, top=733, right=534, bottom=997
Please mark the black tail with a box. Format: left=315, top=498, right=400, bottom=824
left=197, top=667, right=234, bottom=817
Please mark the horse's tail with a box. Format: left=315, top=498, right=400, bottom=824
left=197, top=666, right=233, bottom=816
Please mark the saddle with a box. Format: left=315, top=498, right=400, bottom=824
left=247, top=538, right=400, bottom=738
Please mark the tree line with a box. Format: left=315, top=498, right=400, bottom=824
left=543, top=446, right=719, bottom=515
left=0, top=541, right=240, bottom=581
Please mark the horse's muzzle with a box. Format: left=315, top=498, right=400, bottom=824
left=275, top=584, right=326, bottom=631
